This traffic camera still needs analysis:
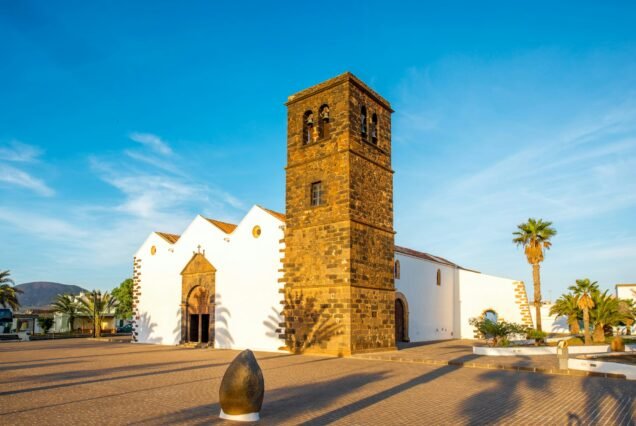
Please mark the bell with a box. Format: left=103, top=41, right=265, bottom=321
left=306, top=117, right=314, bottom=125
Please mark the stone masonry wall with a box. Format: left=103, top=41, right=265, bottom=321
left=131, top=256, right=141, bottom=343
left=513, top=281, right=534, bottom=327
left=283, top=73, right=395, bottom=355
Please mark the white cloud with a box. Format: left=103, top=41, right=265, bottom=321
left=0, top=140, right=43, bottom=162
left=129, top=132, right=173, bottom=156
left=123, top=149, right=182, bottom=174
left=0, top=163, right=54, bottom=196
left=0, top=207, right=85, bottom=240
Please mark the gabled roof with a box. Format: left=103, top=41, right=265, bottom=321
left=204, top=218, right=238, bottom=234
left=395, top=245, right=462, bottom=269
left=155, top=232, right=180, bottom=244
left=259, top=205, right=286, bottom=222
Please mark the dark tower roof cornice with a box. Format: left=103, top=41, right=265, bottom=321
left=285, top=72, right=393, bottom=112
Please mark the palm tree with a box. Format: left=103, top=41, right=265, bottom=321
left=549, top=293, right=581, bottom=333
left=0, top=270, right=22, bottom=311
left=569, top=278, right=599, bottom=345
left=52, top=294, right=79, bottom=333
left=513, top=218, right=557, bottom=332
left=78, top=290, right=118, bottom=337
left=590, top=290, right=624, bottom=343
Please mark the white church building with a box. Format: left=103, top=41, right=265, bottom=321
left=133, top=205, right=533, bottom=351
left=132, top=73, right=534, bottom=353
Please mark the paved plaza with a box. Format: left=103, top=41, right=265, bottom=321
left=1, top=339, right=634, bottom=425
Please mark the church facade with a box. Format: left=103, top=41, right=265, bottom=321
left=132, top=73, right=533, bottom=354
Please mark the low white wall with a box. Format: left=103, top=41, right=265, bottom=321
left=568, top=358, right=636, bottom=380
left=473, top=345, right=612, bottom=356
left=458, top=270, right=525, bottom=339
left=395, top=254, right=456, bottom=342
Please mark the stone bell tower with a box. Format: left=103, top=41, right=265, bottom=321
left=282, top=72, right=395, bottom=356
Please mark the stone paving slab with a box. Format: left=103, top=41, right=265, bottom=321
left=1, top=339, right=634, bottom=425
left=353, top=340, right=627, bottom=379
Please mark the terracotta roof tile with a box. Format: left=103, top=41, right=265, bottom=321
left=259, top=206, right=286, bottom=222
left=395, top=245, right=460, bottom=268
left=204, top=218, right=238, bottom=234
left=155, top=232, right=180, bottom=244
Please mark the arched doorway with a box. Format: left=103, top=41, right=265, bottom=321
left=395, top=299, right=405, bottom=342
left=181, top=252, right=216, bottom=345
left=187, top=286, right=210, bottom=343
left=394, top=292, right=410, bottom=343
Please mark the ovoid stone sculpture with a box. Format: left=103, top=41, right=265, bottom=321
left=219, top=349, right=264, bottom=422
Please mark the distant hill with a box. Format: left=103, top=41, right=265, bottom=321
left=15, top=282, right=87, bottom=308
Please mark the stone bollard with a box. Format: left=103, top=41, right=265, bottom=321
left=219, top=349, right=264, bottom=422
left=557, top=340, right=569, bottom=370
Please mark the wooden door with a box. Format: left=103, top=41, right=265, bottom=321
left=189, top=314, right=199, bottom=342
left=395, top=299, right=404, bottom=342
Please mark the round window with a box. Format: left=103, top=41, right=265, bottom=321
left=150, top=245, right=157, bottom=255
left=252, top=225, right=262, bottom=238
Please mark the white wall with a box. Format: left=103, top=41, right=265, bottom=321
left=458, top=270, right=525, bottom=339
left=214, top=207, right=284, bottom=352
left=617, top=285, right=636, bottom=302
left=395, top=254, right=456, bottom=342
left=530, top=304, right=570, bottom=334
left=134, top=206, right=284, bottom=351
left=135, top=231, right=182, bottom=345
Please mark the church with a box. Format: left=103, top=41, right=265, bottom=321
left=132, top=73, right=533, bottom=355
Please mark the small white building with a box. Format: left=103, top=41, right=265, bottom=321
left=616, top=284, right=636, bottom=302
left=133, top=206, right=533, bottom=351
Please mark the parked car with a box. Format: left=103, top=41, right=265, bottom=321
left=116, top=324, right=133, bottom=333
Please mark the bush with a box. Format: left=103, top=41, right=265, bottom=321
left=469, top=317, right=528, bottom=347
left=498, top=337, right=511, bottom=347
left=526, top=329, right=547, bottom=345
left=526, top=329, right=547, bottom=340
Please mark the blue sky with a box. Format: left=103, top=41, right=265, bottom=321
left=1, top=1, right=635, bottom=299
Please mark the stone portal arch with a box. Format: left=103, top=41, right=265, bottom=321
left=395, top=291, right=410, bottom=343
left=181, top=253, right=216, bottom=345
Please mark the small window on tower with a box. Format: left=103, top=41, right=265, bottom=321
left=310, top=181, right=324, bottom=206
left=303, top=110, right=314, bottom=145
left=394, top=259, right=401, bottom=279
left=371, top=113, right=378, bottom=144
left=319, top=104, right=330, bottom=139
left=360, top=106, right=368, bottom=138
left=437, top=269, right=442, bottom=286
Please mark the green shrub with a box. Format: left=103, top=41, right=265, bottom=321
left=469, top=317, right=528, bottom=347
left=498, top=337, right=511, bottom=347
left=526, top=329, right=547, bottom=340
